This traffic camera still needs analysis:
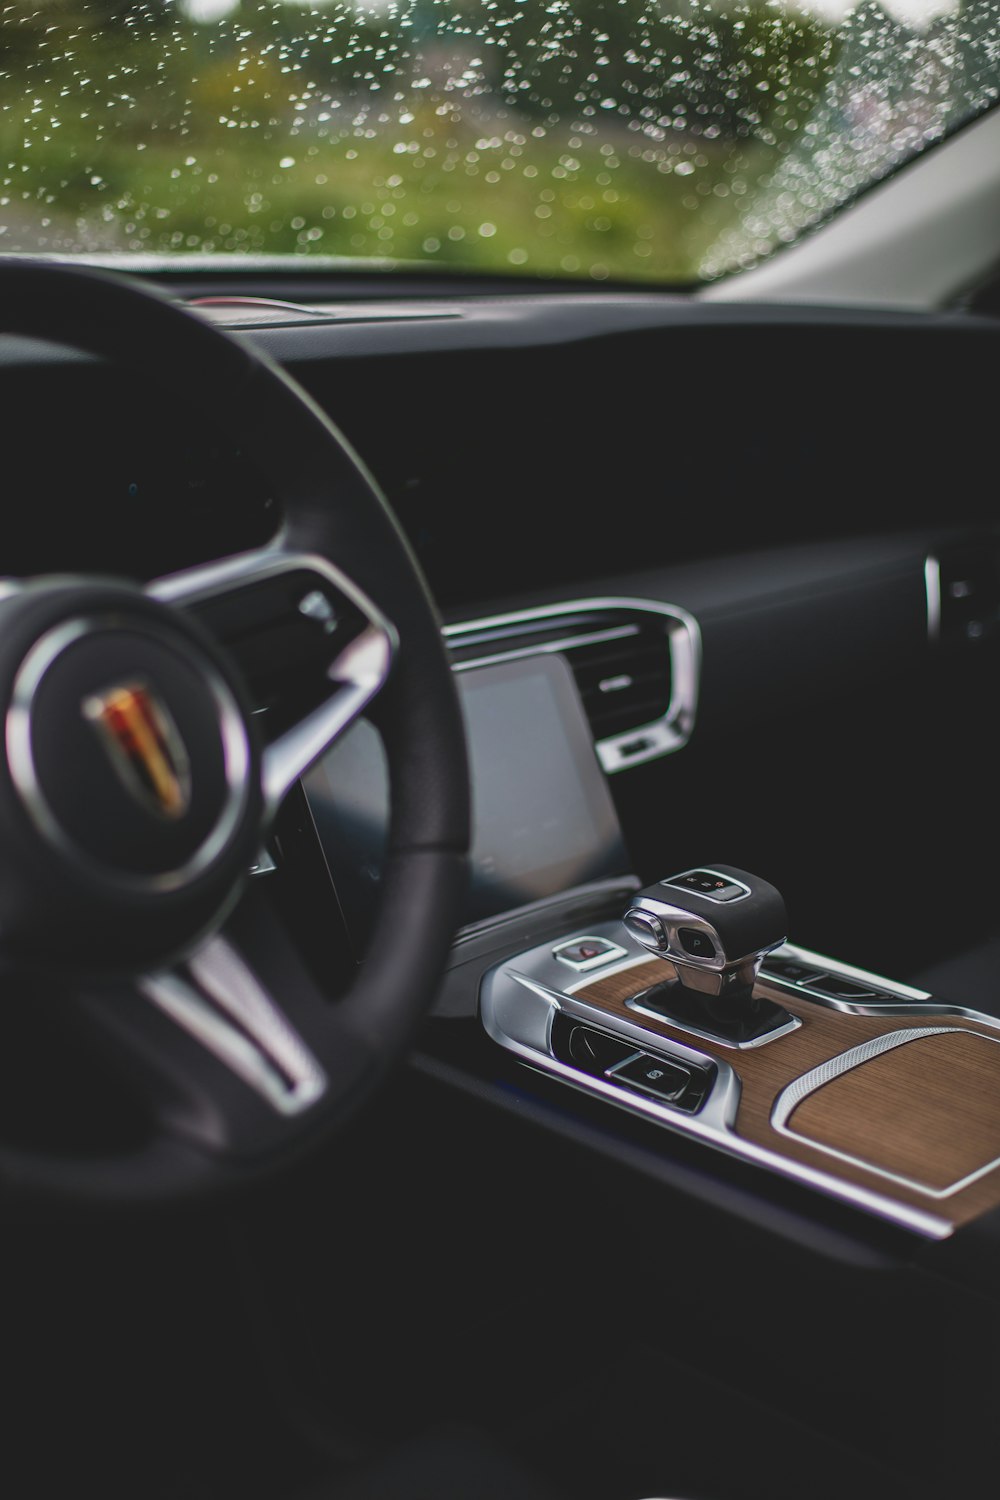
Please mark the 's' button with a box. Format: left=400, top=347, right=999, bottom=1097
left=608, top=1053, right=690, bottom=1101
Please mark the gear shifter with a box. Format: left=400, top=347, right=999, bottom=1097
left=622, top=865, right=793, bottom=1044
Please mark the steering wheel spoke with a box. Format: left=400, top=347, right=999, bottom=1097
left=148, top=548, right=397, bottom=813
left=75, top=887, right=377, bottom=1167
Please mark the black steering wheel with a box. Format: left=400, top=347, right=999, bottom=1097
left=0, top=261, right=470, bottom=1207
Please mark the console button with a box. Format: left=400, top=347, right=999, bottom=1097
left=665, top=871, right=746, bottom=902
left=679, top=927, right=715, bottom=959
left=553, top=936, right=623, bottom=969
left=608, top=1053, right=690, bottom=1102
left=802, top=975, right=882, bottom=1002
left=567, top=1026, right=638, bottom=1074
left=762, top=956, right=827, bottom=985
left=550, top=1015, right=639, bottom=1077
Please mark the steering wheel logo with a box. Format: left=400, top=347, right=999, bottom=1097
left=83, top=680, right=192, bottom=822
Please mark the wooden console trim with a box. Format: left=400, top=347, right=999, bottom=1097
left=572, top=958, right=1000, bottom=1229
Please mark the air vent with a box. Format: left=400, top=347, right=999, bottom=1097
left=928, top=538, right=1000, bottom=647
left=570, top=628, right=672, bottom=742
left=444, top=598, right=701, bottom=773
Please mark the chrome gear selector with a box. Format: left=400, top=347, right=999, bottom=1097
left=623, top=865, right=792, bottom=1044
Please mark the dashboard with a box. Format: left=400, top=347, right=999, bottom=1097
left=5, top=294, right=1000, bottom=995
left=6, top=281, right=1000, bottom=1500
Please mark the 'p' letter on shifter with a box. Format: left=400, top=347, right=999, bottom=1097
left=623, top=865, right=794, bottom=1045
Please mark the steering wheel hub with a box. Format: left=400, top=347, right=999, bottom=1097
left=0, top=579, right=262, bottom=970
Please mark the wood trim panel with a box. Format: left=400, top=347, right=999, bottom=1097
left=787, top=1030, right=1000, bottom=1191
left=572, top=958, right=1000, bottom=1229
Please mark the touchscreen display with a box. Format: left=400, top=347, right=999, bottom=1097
left=302, top=651, right=629, bottom=940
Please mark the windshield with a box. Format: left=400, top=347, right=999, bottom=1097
left=2, top=0, right=998, bottom=285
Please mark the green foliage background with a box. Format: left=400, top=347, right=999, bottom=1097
left=0, top=0, right=954, bottom=281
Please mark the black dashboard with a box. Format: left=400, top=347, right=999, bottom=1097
left=6, top=282, right=1000, bottom=1500
left=5, top=294, right=1000, bottom=998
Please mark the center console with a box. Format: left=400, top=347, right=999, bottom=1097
left=480, top=884, right=1000, bottom=1241
left=299, top=603, right=1000, bottom=1248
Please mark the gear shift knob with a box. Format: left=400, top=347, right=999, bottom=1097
left=623, top=865, right=791, bottom=1044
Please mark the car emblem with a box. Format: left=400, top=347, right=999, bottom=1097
left=82, top=681, right=191, bottom=821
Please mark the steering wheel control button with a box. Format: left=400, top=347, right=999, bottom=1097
left=553, top=935, right=627, bottom=970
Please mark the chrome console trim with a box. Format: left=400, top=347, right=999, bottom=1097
left=444, top=597, right=701, bottom=773
left=625, top=993, right=801, bottom=1050
left=764, top=943, right=1000, bottom=1025
left=479, top=919, right=952, bottom=1239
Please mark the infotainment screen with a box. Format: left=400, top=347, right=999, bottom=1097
left=302, top=651, right=630, bottom=942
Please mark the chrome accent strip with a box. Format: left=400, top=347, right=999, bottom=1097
left=149, top=548, right=398, bottom=813
left=449, top=625, right=640, bottom=671
left=445, top=597, right=701, bottom=774
left=772, top=1028, right=955, bottom=1128
left=626, top=995, right=801, bottom=1050
left=625, top=897, right=726, bottom=969
left=563, top=950, right=660, bottom=994
left=260, top=622, right=392, bottom=812
left=771, top=1026, right=1000, bottom=1199
left=765, top=943, right=933, bottom=1003
left=6, top=614, right=251, bottom=894
left=141, top=936, right=327, bottom=1116
left=249, top=846, right=277, bottom=877
left=478, top=920, right=951, bottom=1239
left=759, top=945, right=1000, bottom=1027
left=453, top=876, right=642, bottom=949
left=925, top=554, right=941, bottom=643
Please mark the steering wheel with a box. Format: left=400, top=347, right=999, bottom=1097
left=0, top=261, right=470, bottom=1207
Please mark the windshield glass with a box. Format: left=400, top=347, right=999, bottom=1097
left=2, top=0, right=998, bottom=284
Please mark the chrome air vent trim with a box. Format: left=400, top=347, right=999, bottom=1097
left=444, top=597, right=701, bottom=773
